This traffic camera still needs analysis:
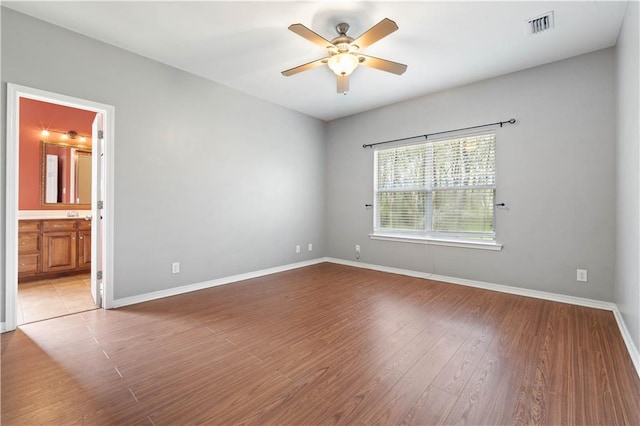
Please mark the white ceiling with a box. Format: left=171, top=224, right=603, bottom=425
left=4, top=1, right=628, bottom=121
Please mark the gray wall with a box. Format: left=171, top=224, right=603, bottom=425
left=1, top=8, right=326, bottom=306
left=326, top=48, right=616, bottom=302
left=615, top=1, right=640, bottom=352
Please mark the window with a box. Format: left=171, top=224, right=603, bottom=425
left=373, top=132, right=497, bottom=246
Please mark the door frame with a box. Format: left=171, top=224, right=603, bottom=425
left=4, top=83, right=115, bottom=332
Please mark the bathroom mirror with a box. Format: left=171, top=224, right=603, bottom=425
left=41, top=141, right=92, bottom=207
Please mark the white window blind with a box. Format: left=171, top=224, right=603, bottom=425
left=374, top=132, right=496, bottom=242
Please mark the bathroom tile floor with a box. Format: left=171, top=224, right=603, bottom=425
left=17, top=273, right=98, bottom=325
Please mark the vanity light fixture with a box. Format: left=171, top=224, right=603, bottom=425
left=61, top=130, right=77, bottom=140
left=41, top=128, right=90, bottom=143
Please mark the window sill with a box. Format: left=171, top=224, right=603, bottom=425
left=369, top=233, right=503, bottom=251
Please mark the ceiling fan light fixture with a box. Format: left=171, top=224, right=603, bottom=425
left=328, top=53, right=359, bottom=76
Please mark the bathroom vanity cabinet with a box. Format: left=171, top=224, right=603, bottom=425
left=18, top=219, right=91, bottom=281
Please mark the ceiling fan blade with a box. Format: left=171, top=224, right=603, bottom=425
left=359, top=55, right=407, bottom=75
left=288, top=23, right=336, bottom=49
left=337, top=75, right=349, bottom=94
left=281, top=57, right=329, bottom=76
left=352, top=18, right=399, bottom=49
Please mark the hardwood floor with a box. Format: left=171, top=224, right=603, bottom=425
left=2, top=263, right=639, bottom=425
left=17, top=273, right=98, bottom=325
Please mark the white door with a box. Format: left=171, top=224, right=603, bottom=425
left=91, top=113, right=104, bottom=307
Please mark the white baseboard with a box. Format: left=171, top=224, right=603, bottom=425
left=427, top=273, right=616, bottom=311
left=324, top=257, right=639, bottom=377
left=326, top=257, right=434, bottom=280
left=325, top=257, right=615, bottom=310
left=0, top=322, right=6, bottom=333
left=111, top=258, right=326, bottom=308
left=612, top=308, right=640, bottom=376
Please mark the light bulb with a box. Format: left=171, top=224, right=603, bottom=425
left=328, top=53, right=359, bottom=76
left=41, top=130, right=50, bottom=137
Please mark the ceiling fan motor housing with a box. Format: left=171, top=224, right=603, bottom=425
left=331, top=23, right=357, bottom=54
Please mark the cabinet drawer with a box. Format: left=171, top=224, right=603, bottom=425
left=42, top=220, right=76, bottom=232
left=19, top=220, right=40, bottom=232
left=18, top=254, right=40, bottom=274
left=78, top=220, right=91, bottom=230
left=18, top=233, right=40, bottom=254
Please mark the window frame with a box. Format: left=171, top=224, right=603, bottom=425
left=371, top=131, right=502, bottom=251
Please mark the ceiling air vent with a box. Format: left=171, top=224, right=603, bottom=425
left=527, top=11, right=554, bottom=35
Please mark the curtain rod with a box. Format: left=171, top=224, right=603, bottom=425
left=362, top=118, right=516, bottom=149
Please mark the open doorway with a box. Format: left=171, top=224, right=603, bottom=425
left=4, top=84, right=114, bottom=332
left=16, top=99, right=98, bottom=325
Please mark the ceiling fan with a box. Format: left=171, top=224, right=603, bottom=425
left=281, top=18, right=407, bottom=94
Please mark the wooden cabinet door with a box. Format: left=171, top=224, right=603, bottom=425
left=77, top=229, right=92, bottom=270
left=42, top=232, right=77, bottom=273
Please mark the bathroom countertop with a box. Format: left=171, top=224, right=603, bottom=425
left=18, top=210, right=92, bottom=220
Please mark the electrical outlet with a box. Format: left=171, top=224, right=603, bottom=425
left=577, top=269, right=587, bottom=282
left=308, top=243, right=313, bottom=251
left=355, top=244, right=361, bottom=253
left=296, top=245, right=301, bottom=254
left=172, top=262, right=180, bottom=274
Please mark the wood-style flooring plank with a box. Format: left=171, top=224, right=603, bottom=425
left=355, top=332, right=466, bottom=425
